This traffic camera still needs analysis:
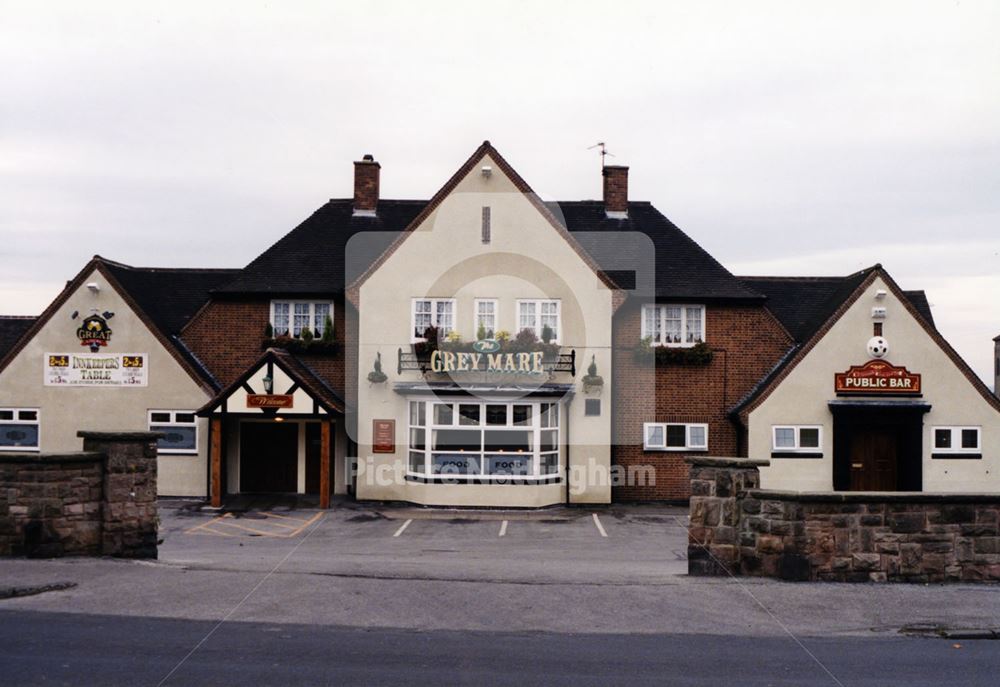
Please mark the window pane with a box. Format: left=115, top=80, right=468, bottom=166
left=432, top=429, right=480, bottom=451
left=432, top=453, right=481, bottom=475
left=519, top=302, right=536, bottom=331
left=314, top=303, right=330, bottom=335
left=484, top=430, right=531, bottom=452
left=409, top=451, right=425, bottom=473
left=293, top=302, right=310, bottom=336
left=153, top=425, right=196, bottom=452
left=458, top=404, right=480, bottom=426
left=664, top=307, right=682, bottom=344
left=666, top=425, right=687, bottom=447
left=935, top=429, right=952, bottom=449
left=689, top=425, right=706, bottom=448
left=433, top=404, right=454, bottom=425
left=17, top=410, right=38, bottom=422
left=0, top=424, right=38, bottom=448
left=150, top=412, right=172, bottom=423
left=643, top=306, right=661, bottom=343
left=409, top=402, right=425, bottom=426
left=646, top=425, right=664, bottom=447
left=175, top=413, right=196, bottom=424
left=799, top=428, right=820, bottom=448
left=436, top=301, right=454, bottom=334
left=540, top=301, right=559, bottom=340
left=486, top=405, right=507, bottom=426
left=485, top=454, right=531, bottom=476
left=513, top=405, right=532, bottom=426
left=961, top=429, right=979, bottom=449
left=414, top=301, right=432, bottom=339
left=0, top=410, right=13, bottom=421
left=410, top=428, right=425, bottom=450
left=685, top=307, right=703, bottom=343
left=540, top=429, right=558, bottom=453
left=541, top=452, right=559, bottom=474
left=775, top=428, right=795, bottom=448
left=273, top=302, right=289, bottom=335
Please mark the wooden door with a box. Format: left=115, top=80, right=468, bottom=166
left=240, top=422, right=299, bottom=493
left=849, top=428, right=898, bottom=491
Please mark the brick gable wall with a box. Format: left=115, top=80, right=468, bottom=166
left=181, top=298, right=347, bottom=393
left=611, top=301, right=792, bottom=501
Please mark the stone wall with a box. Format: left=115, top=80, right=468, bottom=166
left=687, top=456, right=1000, bottom=582
left=0, top=431, right=160, bottom=558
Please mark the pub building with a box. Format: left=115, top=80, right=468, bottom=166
left=1, top=141, right=997, bottom=507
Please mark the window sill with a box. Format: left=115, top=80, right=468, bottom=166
left=770, top=451, right=824, bottom=459
left=0, top=447, right=40, bottom=452
left=643, top=447, right=708, bottom=453
left=158, top=451, right=199, bottom=457
left=405, top=474, right=563, bottom=485
left=931, top=452, right=982, bottom=460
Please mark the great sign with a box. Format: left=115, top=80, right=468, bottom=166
left=835, top=360, right=921, bottom=394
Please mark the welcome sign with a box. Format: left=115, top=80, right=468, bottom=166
left=44, top=352, right=149, bottom=387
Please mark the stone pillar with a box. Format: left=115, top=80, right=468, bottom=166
left=78, top=431, right=161, bottom=559
left=685, top=456, right=768, bottom=576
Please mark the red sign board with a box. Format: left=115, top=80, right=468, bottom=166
left=247, top=394, right=294, bottom=409
left=835, top=360, right=921, bottom=394
left=373, top=419, right=396, bottom=453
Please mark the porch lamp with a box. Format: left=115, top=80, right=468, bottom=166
left=262, top=374, right=274, bottom=395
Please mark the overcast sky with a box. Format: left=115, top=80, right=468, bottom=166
left=2, top=1, right=998, bottom=385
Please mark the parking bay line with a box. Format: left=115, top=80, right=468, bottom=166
left=592, top=513, right=608, bottom=538
left=499, top=520, right=508, bottom=537
left=393, top=519, right=413, bottom=537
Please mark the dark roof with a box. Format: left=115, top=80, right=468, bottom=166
left=101, top=261, right=241, bottom=335
left=214, top=200, right=427, bottom=295
left=216, top=197, right=762, bottom=302
left=740, top=270, right=935, bottom=343
left=0, top=316, right=36, bottom=358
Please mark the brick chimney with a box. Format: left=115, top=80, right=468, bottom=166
left=602, top=165, right=629, bottom=219
left=353, top=154, right=380, bottom=216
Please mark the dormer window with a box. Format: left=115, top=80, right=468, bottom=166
left=270, top=301, right=333, bottom=338
left=641, top=304, right=705, bottom=347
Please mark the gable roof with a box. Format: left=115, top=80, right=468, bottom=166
left=0, top=256, right=237, bottom=392
left=215, top=143, right=759, bottom=303
left=0, top=316, right=36, bottom=359
left=739, top=271, right=935, bottom=344
left=197, top=347, right=345, bottom=416
left=732, top=265, right=1000, bottom=419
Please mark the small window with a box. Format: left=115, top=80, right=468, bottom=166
left=412, top=298, right=455, bottom=341
left=481, top=206, right=491, bottom=244
left=148, top=410, right=198, bottom=455
left=641, top=304, right=706, bottom=347
left=517, top=299, right=560, bottom=343
left=270, top=301, right=334, bottom=339
left=643, top=422, right=708, bottom=451
left=585, top=399, right=601, bottom=416
left=0, top=408, right=40, bottom=451
left=933, top=426, right=981, bottom=456
left=771, top=426, right=823, bottom=453
left=474, top=299, right=498, bottom=339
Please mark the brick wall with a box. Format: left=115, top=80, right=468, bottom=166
left=182, top=298, right=347, bottom=391
left=688, top=456, right=1000, bottom=583
left=0, top=431, right=160, bottom=558
left=612, top=301, right=792, bottom=501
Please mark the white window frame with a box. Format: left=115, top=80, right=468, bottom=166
left=516, top=299, right=561, bottom=344
left=269, top=300, right=334, bottom=339
left=411, top=298, right=457, bottom=342
left=474, top=299, right=498, bottom=339
left=771, top=425, right=823, bottom=453
left=407, top=399, right=561, bottom=480
left=0, top=408, right=40, bottom=452
left=932, top=426, right=981, bottom=455
left=643, top=422, right=709, bottom=452
left=148, top=410, right=199, bottom=455
left=641, top=304, right=706, bottom=347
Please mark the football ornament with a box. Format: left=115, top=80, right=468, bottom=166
left=867, top=336, right=889, bottom=359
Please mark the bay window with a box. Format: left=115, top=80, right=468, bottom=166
left=517, top=299, right=560, bottom=342
left=641, top=304, right=705, bottom=346
left=412, top=298, right=455, bottom=341
left=407, top=400, right=561, bottom=479
left=270, top=301, right=333, bottom=338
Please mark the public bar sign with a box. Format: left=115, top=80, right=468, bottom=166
left=373, top=419, right=395, bottom=453
left=44, top=352, right=148, bottom=387
left=835, top=360, right=922, bottom=394
left=246, top=394, right=294, bottom=409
